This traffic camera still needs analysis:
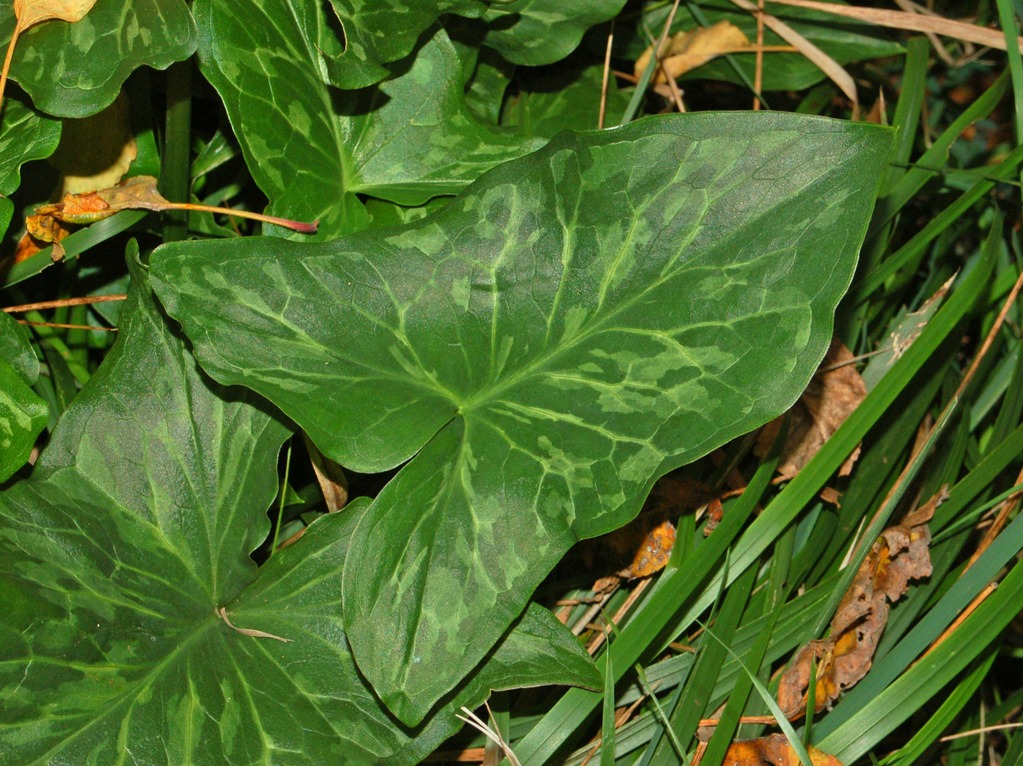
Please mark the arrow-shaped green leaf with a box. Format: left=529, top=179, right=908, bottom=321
left=0, top=253, right=596, bottom=763
left=195, top=1, right=541, bottom=237
left=150, top=112, right=895, bottom=724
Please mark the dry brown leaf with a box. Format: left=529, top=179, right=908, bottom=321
left=304, top=434, right=348, bottom=513
left=635, top=21, right=751, bottom=82
left=777, top=491, right=943, bottom=718
left=624, top=519, right=676, bottom=578
left=756, top=338, right=866, bottom=479
left=724, top=734, right=844, bottom=765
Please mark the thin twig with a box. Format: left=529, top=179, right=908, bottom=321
left=766, top=0, right=1023, bottom=51
left=728, top=0, right=859, bottom=117
left=18, top=321, right=117, bottom=332
left=3, top=293, right=127, bottom=314
left=941, top=722, right=1023, bottom=742
left=599, top=22, right=614, bottom=129
left=754, top=0, right=765, bottom=110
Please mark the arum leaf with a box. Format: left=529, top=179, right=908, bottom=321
left=195, top=1, right=541, bottom=237
left=0, top=253, right=595, bottom=763
left=0, top=95, right=60, bottom=197
left=0, top=311, right=46, bottom=482
left=150, top=112, right=895, bottom=724
left=480, top=0, right=626, bottom=66
left=0, top=309, right=38, bottom=384
left=0, top=0, right=196, bottom=117
left=322, top=0, right=487, bottom=89
left=503, top=62, right=630, bottom=139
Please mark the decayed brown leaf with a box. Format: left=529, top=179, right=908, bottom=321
left=724, top=734, right=843, bottom=765
left=777, top=491, right=942, bottom=718
left=304, top=434, right=348, bottom=513
left=756, top=339, right=867, bottom=481
left=635, top=21, right=751, bottom=82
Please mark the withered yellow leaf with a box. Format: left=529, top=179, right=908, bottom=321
left=635, top=21, right=751, bottom=83
left=14, top=0, right=97, bottom=29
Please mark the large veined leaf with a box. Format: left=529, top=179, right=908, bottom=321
left=0, top=312, right=45, bottom=482
left=196, top=1, right=541, bottom=237
left=0, top=253, right=597, bottom=763
left=0, top=0, right=196, bottom=118
left=479, top=0, right=625, bottom=66
left=151, top=112, right=895, bottom=724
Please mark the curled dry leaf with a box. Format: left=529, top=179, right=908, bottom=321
left=724, top=734, right=843, bottom=765
left=777, top=489, right=944, bottom=718
left=304, top=434, right=348, bottom=513
left=756, top=338, right=867, bottom=481
left=635, top=21, right=751, bottom=83
left=15, top=175, right=318, bottom=263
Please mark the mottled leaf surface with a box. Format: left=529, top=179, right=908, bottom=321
left=0, top=306, right=38, bottom=384
left=195, top=0, right=540, bottom=237
left=503, top=62, right=630, bottom=138
left=322, top=0, right=486, bottom=89
left=0, top=258, right=596, bottom=763
left=0, top=0, right=196, bottom=117
left=0, top=312, right=45, bottom=482
left=0, top=97, right=60, bottom=196
left=151, top=112, right=894, bottom=724
left=480, top=0, right=625, bottom=65
left=338, top=25, right=544, bottom=206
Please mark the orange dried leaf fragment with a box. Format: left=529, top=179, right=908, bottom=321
left=777, top=490, right=943, bottom=718
left=624, top=518, right=676, bottom=578
left=724, top=734, right=843, bottom=765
